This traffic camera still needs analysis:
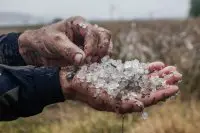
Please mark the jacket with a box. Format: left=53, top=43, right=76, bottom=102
left=0, top=33, right=64, bottom=121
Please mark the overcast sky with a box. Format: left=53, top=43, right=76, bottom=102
left=0, top=0, right=190, bottom=19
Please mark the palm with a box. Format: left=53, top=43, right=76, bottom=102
left=70, top=61, right=182, bottom=114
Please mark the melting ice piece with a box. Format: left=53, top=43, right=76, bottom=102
left=76, top=56, right=170, bottom=100
left=141, top=112, right=148, bottom=120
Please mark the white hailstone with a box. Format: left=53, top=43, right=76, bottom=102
left=76, top=56, right=176, bottom=100
left=141, top=112, right=148, bottom=120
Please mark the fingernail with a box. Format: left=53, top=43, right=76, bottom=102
left=74, top=53, right=83, bottom=65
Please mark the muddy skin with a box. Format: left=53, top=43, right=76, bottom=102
left=18, top=16, right=112, bottom=66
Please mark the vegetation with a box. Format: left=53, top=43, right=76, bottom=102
left=190, top=0, right=200, bottom=17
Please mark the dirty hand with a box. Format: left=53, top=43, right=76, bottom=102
left=59, top=62, right=182, bottom=114
left=18, top=16, right=112, bottom=66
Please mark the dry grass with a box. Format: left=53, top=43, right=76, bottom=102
left=131, top=99, right=200, bottom=133
left=0, top=101, right=140, bottom=133
left=2, top=99, right=200, bottom=133
left=111, top=18, right=200, bottom=99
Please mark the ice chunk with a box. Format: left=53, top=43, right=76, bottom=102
left=124, top=61, right=133, bottom=69
left=141, top=112, right=148, bottom=120
left=101, top=55, right=110, bottom=63
left=75, top=56, right=177, bottom=100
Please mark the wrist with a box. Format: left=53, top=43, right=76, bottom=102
left=33, top=66, right=65, bottom=105
left=59, top=67, right=77, bottom=100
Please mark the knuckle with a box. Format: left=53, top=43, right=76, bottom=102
left=18, top=30, right=33, bottom=46
left=109, top=41, right=113, bottom=49
left=72, top=16, right=85, bottom=21
left=53, top=34, right=64, bottom=42
left=63, top=19, right=71, bottom=28
left=101, top=28, right=111, bottom=37
left=165, top=66, right=176, bottom=69
left=99, top=41, right=110, bottom=52
left=105, top=30, right=112, bottom=36
left=99, top=32, right=111, bottom=45
left=66, top=16, right=86, bottom=25
left=105, top=32, right=111, bottom=41
left=151, top=97, right=156, bottom=104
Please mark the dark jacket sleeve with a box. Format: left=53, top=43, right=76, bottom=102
left=0, top=64, right=65, bottom=121
left=0, top=33, right=26, bottom=66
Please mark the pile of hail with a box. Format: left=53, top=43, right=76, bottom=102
left=74, top=56, right=179, bottom=101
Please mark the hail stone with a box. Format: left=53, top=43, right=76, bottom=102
left=76, top=56, right=174, bottom=100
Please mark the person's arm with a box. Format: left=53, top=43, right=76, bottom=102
left=0, top=33, right=26, bottom=66
left=0, top=62, right=181, bottom=121
left=0, top=64, right=64, bottom=121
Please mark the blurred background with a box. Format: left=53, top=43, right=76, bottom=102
left=0, top=0, right=189, bottom=25
left=1, top=0, right=200, bottom=133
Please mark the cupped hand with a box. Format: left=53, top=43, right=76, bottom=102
left=18, top=16, right=112, bottom=66
left=60, top=61, right=182, bottom=114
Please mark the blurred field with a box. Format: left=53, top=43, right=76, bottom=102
left=1, top=18, right=200, bottom=133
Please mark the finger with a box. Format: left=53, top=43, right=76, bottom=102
left=41, top=57, right=72, bottom=66
left=116, top=99, right=144, bottom=114
left=140, top=85, right=179, bottom=107
left=148, top=62, right=165, bottom=72
left=55, top=16, right=86, bottom=34
left=84, top=30, right=99, bottom=58
left=92, top=96, right=144, bottom=113
left=55, top=35, right=86, bottom=65
left=165, top=72, right=182, bottom=85
left=107, top=41, right=113, bottom=57
left=148, top=72, right=159, bottom=78
left=69, top=16, right=88, bottom=37
left=158, top=66, right=177, bottom=77
left=96, top=28, right=111, bottom=58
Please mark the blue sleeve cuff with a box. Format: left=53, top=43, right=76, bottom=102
left=0, top=65, right=65, bottom=119
left=33, top=67, right=65, bottom=106
left=0, top=33, right=26, bottom=66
